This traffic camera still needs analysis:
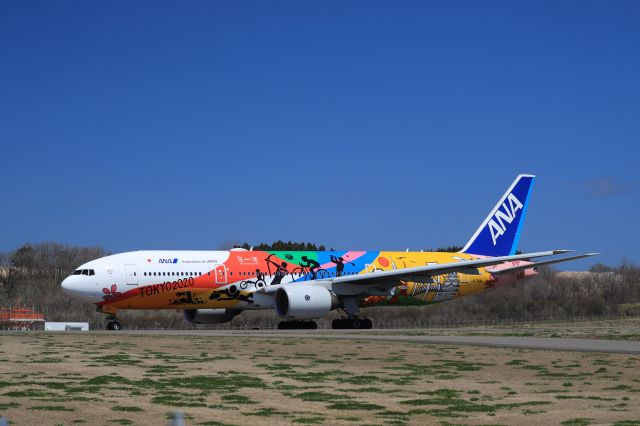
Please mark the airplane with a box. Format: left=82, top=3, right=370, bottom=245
left=61, top=174, right=597, bottom=330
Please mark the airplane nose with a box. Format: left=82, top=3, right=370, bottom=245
left=61, top=276, right=96, bottom=301
left=61, top=277, right=71, bottom=291
left=61, top=276, right=79, bottom=295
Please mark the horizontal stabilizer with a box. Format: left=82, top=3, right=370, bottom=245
left=490, top=253, right=599, bottom=275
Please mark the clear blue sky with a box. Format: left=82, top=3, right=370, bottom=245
left=1, top=1, right=638, bottom=269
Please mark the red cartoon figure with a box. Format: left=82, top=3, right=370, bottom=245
left=102, top=284, right=121, bottom=302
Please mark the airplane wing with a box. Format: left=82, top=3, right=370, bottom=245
left=263, top=250, right=593, bottom=297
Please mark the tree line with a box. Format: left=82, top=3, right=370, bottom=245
left=1, top=242, right=638, bottom=329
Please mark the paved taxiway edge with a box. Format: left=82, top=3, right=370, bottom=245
left=108, top=330, right=640, bottom=354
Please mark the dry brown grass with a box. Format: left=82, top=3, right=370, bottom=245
left=1, top=332, right=639, bottom=425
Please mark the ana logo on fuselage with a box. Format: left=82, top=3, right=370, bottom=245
left=159, top=258, right=178, bottom=264
left=488, top=193, right=523, bottom=246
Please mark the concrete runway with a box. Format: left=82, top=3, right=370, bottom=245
left=117, top=329, right=640, bottom=354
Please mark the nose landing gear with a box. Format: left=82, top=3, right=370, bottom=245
left=106, top=314, right=122, bottom=331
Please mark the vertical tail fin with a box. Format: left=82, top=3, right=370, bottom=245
left=461, top=174, right=535, bottom=257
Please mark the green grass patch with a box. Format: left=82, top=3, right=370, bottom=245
left=294, top=391, right=351, bottom=402
left=522, top=409, right=546, bottom=415
left=256, top=363, right=297, bottom=371
left=243, top=407, right=289, bottom=417
left=327, top=401, right=384, bottom=410
left=152, top=395, right=207, bottom=407
left=604, top=384, right=639, bottom=392
left=293, top=417, right=325, bottom=424
left=4, top=389, right=53, bottom=398
left=561, top=419, right=592, bottom=426
left=278, top=370, right=345, bottom=382
left=401, top=388, right=550, bottom=416
left=336, top=374, right=384, bottom=385
left=337, top=387, right=383, bottom=393
left=221, top=394, right=257, bottom=404
left=112, top=406, right=144, bottom=412
left=0, top=402, right=20, bottom=410
left=30, top=405, right=75, bottom=411
left=555, top=395, right=616, bottom=401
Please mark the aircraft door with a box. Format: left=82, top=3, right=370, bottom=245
left=125, top=264, right=139, bottom=286
left=215, top=265, right=227, bottom=284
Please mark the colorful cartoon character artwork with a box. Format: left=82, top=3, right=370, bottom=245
left=209, top=285, right=254, bottom=304
left=97, top=250, right=495, bottom=311
left=169, top=291, right=206, bottom=306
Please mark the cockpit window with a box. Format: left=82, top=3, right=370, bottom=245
left=73, top=269, right=95, bottom=276
left=89, top=269, right=95, bottom=276
left=73, top=270, right=82, bottom=275
left=82, top=270, right=89, bottom=275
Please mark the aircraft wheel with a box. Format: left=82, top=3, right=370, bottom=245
left=332, top=318, right=372, bottom=329
left=277, top=321, right=290, bottom=330
left=278, top=320, right=317, bottom=330
left=112, top=321, right=122, bottom=330
left=332, top=319, right=353, bottom=329
left=107, top=322, right=114, bottom=330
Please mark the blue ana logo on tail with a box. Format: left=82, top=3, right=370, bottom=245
left=462, top=175, right=535, bottom=257
left=488, top=193, right=523, bottom=246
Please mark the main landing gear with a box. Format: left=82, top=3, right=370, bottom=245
left=331, top=317, right=373, bottom=329
left=106, top=314, right=122, bottom=331
left=331, top=296, right=373, bottom=329
left=277, top=320, right=318, bottom=330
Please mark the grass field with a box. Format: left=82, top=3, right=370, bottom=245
left=376, top=317, right=640, bottom=341
left=1, top=325, right=640, bottom=425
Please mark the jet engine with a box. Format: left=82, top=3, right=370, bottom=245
left=183, top=308, right=240, bottom=324
left=274, top=284, right=335, bottom=320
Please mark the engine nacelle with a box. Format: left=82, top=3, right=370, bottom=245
left=183, top=309, right=240, bottom=324
left=274, top=284, right=333, bottom=320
